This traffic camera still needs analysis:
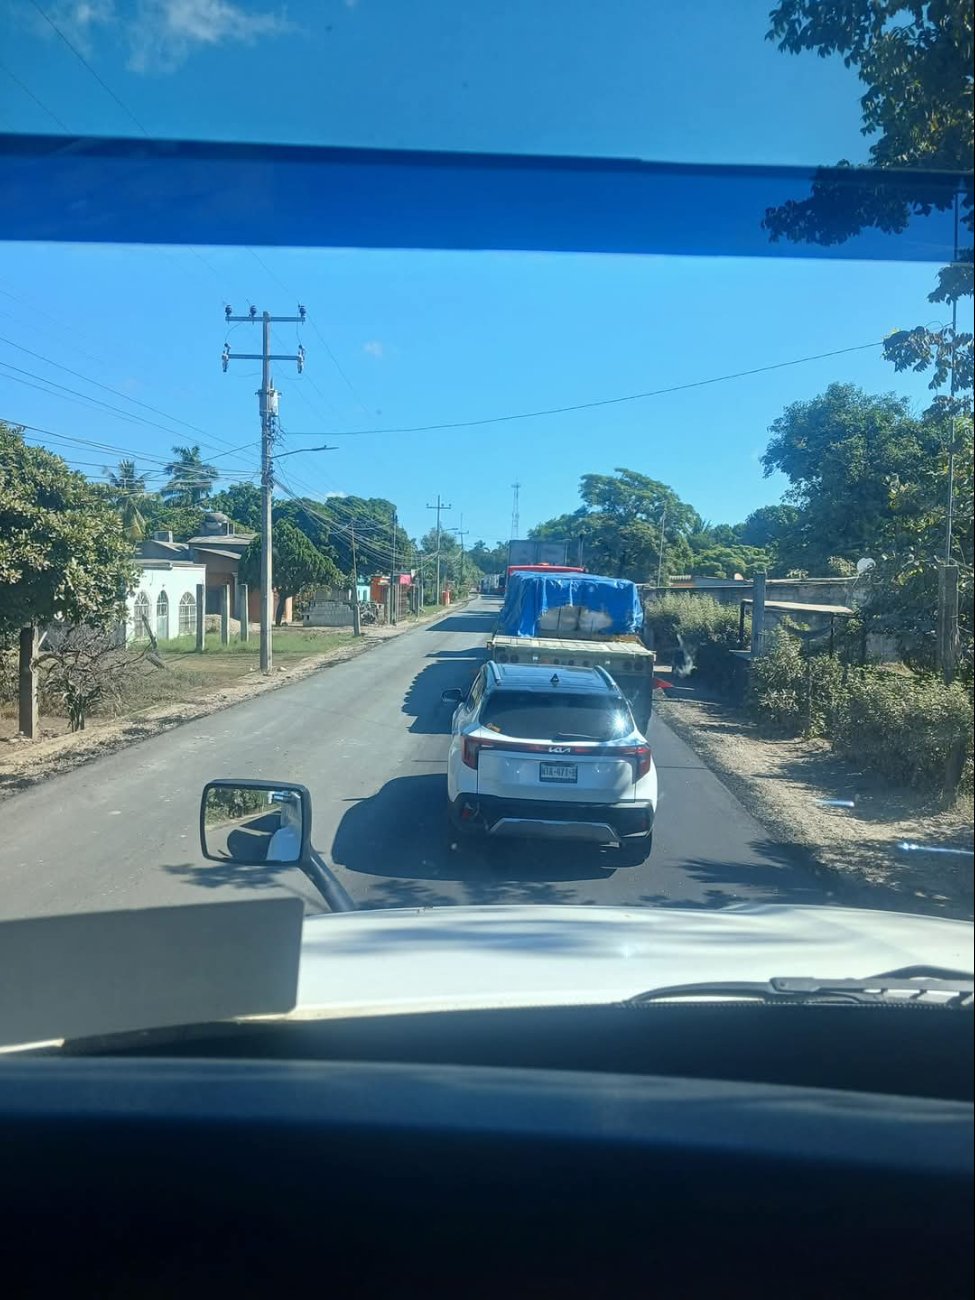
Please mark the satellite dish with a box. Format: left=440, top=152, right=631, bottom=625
left=856, top=557, right=876, bottom=575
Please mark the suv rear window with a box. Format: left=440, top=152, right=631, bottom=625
left=480, top=691, right=633, bottom=741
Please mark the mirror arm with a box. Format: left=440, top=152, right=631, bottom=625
left=304, top=849, right=356, bottom=913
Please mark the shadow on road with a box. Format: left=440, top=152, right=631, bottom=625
left=331, top=772, right=618, bottom=905
left=425, top=610, right=497, bottom=634
left=163, top=858, right=326, bottom=911
left=634, top=839, right=828, bottom=910
left=402, top=652, right=483, bottom=734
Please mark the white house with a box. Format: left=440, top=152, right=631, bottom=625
left=127, top=559, right=208, bottom=643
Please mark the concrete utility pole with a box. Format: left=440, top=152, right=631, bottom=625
left=223, top=304, right=306, bottom=675
left=451, top=517, right=469, bottom=594
left=510, top=483, right=521, bottom=538
left=426, top=494, right=452, bottom=607
left=388, top=510, right=398, bottom=625
left=349, top=522, right=361, bottom=636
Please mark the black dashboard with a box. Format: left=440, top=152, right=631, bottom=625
left=1, top=1001, right=971, bottom=1298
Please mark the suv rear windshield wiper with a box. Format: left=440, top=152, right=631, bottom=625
left=625, top=969, right=973, bottom=1008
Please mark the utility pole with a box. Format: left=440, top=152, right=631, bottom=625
left=656, top=502, right=667, bottom=590
left=223, top=304, right=306, bottom=675
left=451, top=517, right=469, bottom=595
left=349, top=521, right=361, bottom=636
left=510, top=482, right=521, bottom=538
left=426, top=494, right=452, bottom=607
left=388, top=509, right=398, bottom=625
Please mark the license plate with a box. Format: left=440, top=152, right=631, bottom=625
left=539, top=762, right=578, bottom=783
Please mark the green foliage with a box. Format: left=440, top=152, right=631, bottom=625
left=761, top=383, right=946, bottom=568
left=831, top=670, right=972, bottom=792
left=0, top=423, right=136, bottom=642
left=749, top=629, right=844, bottom=736
left=644, top=594, right=741, bottom=652
left=765, top=0, right=973, bottom=391
left=138, top=496, right=206, bottom=542
left=531, top=468, right=700, bottom=582
left=738, top=504, right=802, bottom=550
left=273, top=494, right=406, bottom=579
left=468, top=539, right=509, bottom=573
left=162, top=445, right=220, bottom=506
left=686, top=540, right=771, bottom=579
left=749, top=627, right=972, bottom=790
left=240, top=520, right=341, bottom=625
left=209, top=482, right=262, bottom=532
left=104, top=458, right=149, bottom=541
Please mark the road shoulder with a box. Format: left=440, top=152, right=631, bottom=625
left=656, top=687, right=973, bottom=921
left=0, top=602, right=469, bottom=803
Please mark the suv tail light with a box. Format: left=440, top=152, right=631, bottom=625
left=462, top=736, right=486, bottom=769
left=626, top=744, right=653, bottom=779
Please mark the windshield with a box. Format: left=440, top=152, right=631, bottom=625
left=0, top=3, right=972, bottom=1019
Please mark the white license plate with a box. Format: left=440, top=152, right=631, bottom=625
left=539, top=762, right=578, bottom=783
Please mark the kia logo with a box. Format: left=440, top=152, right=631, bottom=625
left=548, top=746, right=571, bottom=753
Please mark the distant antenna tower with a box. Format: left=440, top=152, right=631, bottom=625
left=510, top=482, right=521, bottom=538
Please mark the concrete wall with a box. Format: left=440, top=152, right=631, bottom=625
left=303, top=600, right=355, bottom=628
left=127, top=563, right=207, bottom=642
left=640, top=577, right=856, bottom=608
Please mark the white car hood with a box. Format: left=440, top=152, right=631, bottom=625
left=295, top=903, right=973, bottom=1018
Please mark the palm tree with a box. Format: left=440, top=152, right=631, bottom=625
left=105, top=458, right=148, bottom=541
left=162, top=445, right=219, bottom=507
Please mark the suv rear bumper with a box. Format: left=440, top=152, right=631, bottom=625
left=451, top=794, right=654, bottom=846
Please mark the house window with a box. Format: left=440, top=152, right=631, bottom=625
left=156, top=590, right=170, bottom=641
left=178, top=591, right=197, bottom=636
left=132, top=591, right=151, bottom=640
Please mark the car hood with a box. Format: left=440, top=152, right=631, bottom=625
left=294, top=903, right=973, bottom=1018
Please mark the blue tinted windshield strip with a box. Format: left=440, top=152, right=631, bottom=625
left=0, top=133, right=963, bottom=260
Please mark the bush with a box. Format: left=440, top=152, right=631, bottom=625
left=832, top=671, right=972, bottom=792
left=643, top=594, right=740, bottom=653
left=750, top=632, right=845, bottom=737
left=749, top=628, right=972, bottom=791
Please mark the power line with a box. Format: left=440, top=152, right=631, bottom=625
left=0, top=58, right=70, bottom=131
left=286, top=341, right=885, bottom=438
left=29, top=0, right=150, bottom=136
left=0, top=334, right=214, bottom=439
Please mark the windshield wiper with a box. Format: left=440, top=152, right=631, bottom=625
left=550, top=732, right=603, bottom=741
left=625, top=970, right=973, bottom=1008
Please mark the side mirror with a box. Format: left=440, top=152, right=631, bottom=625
left=441, top=688, right=464, bottom=705
left=200, top=779, right=311, bottom=865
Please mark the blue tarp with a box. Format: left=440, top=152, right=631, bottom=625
left=497, top=572, right=644, bottom=638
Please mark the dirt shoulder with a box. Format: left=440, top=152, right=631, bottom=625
left=0, top=603, right=468, bottom=802
left=656, top=679, right=973, bottom=921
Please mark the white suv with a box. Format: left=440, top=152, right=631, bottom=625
left=443, top=661, right=656, bottom=865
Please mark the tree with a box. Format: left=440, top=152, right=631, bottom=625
left=764, top=0, right=973, bottom=391
left=138, top=496, right=206, bottom=542
left=468, top=539, right=509, bottom=573
left=738, top=504, right=801, bottom=550
left=530, top=469, right=700, bottom=582
left=105, top=458, right=148, bottom=541
left=240, top=520, right=341, bottom=626
left=209, top=482, right=261, bottom=532
left=761, top=383, right=939, bottom=569
left=36, top=624, right=152, bottom=732
left=162, top=445, right=219, bottom=506
left=1, top=422, right=136, bottom=643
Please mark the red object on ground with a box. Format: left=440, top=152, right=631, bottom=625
left=653, top=678, right=673, bottom=691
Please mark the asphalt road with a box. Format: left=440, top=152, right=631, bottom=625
left=0, top=597, right=828, bottom=919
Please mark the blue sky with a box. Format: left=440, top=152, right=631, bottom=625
left=0, top=1, right=961, bottom=548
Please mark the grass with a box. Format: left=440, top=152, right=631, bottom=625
left=116, top=629, right=351, bottom=715
left=154, top=629, right=349, bottom=657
